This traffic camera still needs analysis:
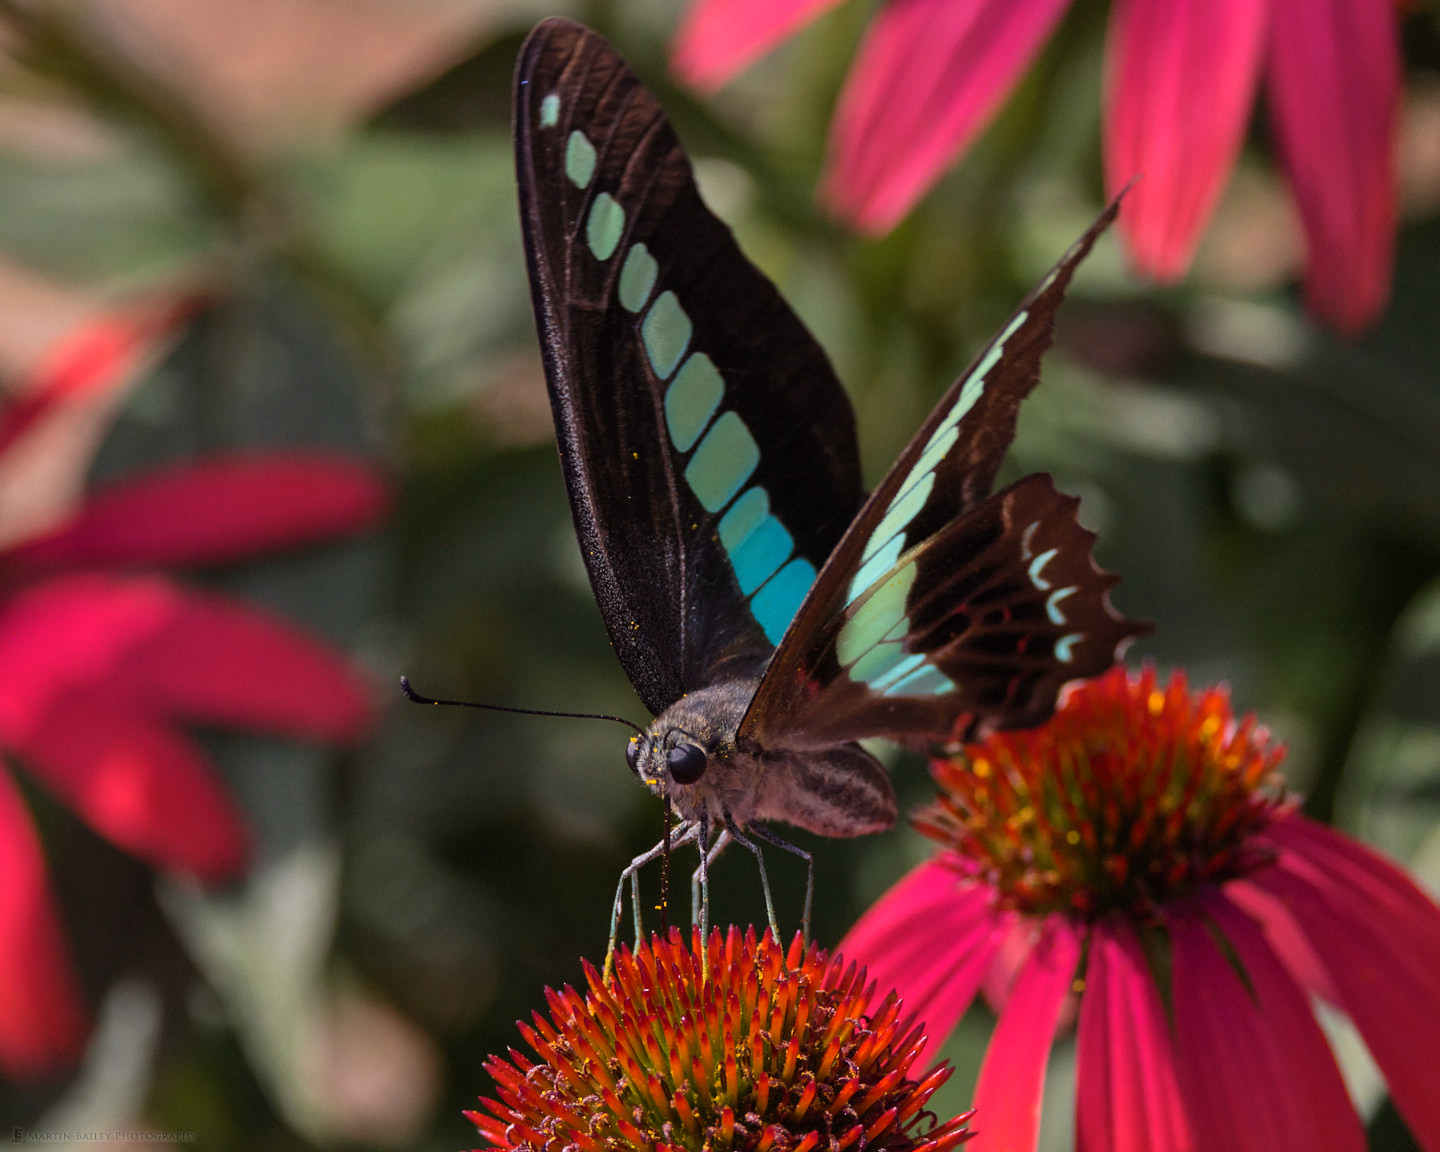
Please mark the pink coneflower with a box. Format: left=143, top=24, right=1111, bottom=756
left=471, top=927, right=974, bottom=1152
left=0, top=312, right=389, bottom=1078
left=841, top=666, right=1440, bottom=1152
left=672, top=0, right=1400, bottom=333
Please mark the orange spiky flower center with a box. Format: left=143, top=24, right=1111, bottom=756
left=470, top=927, right=972, bottom=1152
left=915, top=666, right=1288, bottom=921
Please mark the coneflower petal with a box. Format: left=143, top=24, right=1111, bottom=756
left=1170, top=901, right=1363, bottom=1152
left=968, top=917, right=1080, bottom=1152
left=841, top=860, right=1010, bottom=1061
left=671, top=0, right=842, bottom=91
left=0, top=768, right=88, bottom=1077
left=1253, top=816, right=1440, bottom=1149
left=822, top=0, right=1072, bottom=233
left=1266, top=0, right=1398, bottom=332
left=1076, top=920, right=1191, bottom=1152
left=1103, top=0, right=1267, bottom=280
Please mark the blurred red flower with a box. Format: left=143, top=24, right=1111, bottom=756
left=840, top=666, right=1440, bottom=1152
left=673, top=0, right=1400, bottom=332
left=0, top=311, right=389, bottom=1078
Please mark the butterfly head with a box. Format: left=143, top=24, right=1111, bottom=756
left=622, top=679, right=761, bottom=822
left=626, top=731, right=710, bottom=790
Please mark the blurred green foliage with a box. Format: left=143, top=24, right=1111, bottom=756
left=1, top=1, right=1438, bottom=1149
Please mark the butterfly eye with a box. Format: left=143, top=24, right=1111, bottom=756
left=667, top=742, right=707, bottom=785
left=626, top=737, right=642, bottom=771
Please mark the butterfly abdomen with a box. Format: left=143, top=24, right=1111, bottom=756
left=754, top=745, right=896, bottom=837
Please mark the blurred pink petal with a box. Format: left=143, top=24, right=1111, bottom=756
left=1169, top=901, right=1363, bottom=1152
left=968, top=917, right=1079, bottom=1152
left=1266, top=0, right=1399, bottom=331
left=672, top=0, right=842, bottom=91
left=1103, top=0, right=1267, bottom=279
left=0, top=574, right=369, bottom=747
left=1075, top=921, right=1191, bottom=1152
left=124, top=585, right=372, bottom=742
left=6, top=452, right=390, bottom=572
left=0, top=298, right=193, bottom=546
left=978, top=915, right=1039, bottom=1011
left=822, top=0, right=1072, bottom=233
left=679, top=0, right=1399, bottom=328
left=1225, top=872, right=1339, bottom=1003
left=0, top=575, right=181, bottom=733
left=0, top=765, right=88, bottom=1078
left=1207, top=896, right=1366, bottom=1150
left=0, top=305, right=180, bottom=455
left=1253, top=816, right=1440, bottom=1148
left=841, top=859, right=1010, bottom=1059
left=8, top=687, right=247, bottom=879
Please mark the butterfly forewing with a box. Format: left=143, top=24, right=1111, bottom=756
left=740, top=204, right=1148, bottom=749
left=516, top=20, right=864, bottom=716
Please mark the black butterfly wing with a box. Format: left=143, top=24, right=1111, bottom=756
left=739, top=203, right=1149, bottom=750
left=515, top=20, right=864, bottom=718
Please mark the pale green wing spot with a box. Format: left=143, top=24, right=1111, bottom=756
left=883, top=662, right=956, bottom=697
left=877, top=370, right=988, bottom=520
left=847, top=534, right=904, bottom=605
left=1028, top=548, right=1058, bottom=590
left=1055, top=633, right=1083, bottom=662
left=618, top=244, right=658, bottom=312
left=862, top=472, right=936, bottom=563
left=642, top=291, right=692, bottom=379
left=730, top=514, right=793, bottom=595
left=1046, top=586, right=1076, bottom=625
left=926, top=310, right=1029, bottom=444
left=849, top=642, right=913, bottom=686
left=565, top=130, right=596, bottom=188
left=1019, top=521, right=1040, bottom=559
left=881, top=614, right=910, bottom=644
left=586, top=193, right=625, bottom=261
left=896, top=425, right=959, bottom=503
left=869, top=651, right=928, bottom=693
left=751, top=558, right=817, bottom=646
left=665, top=354, right=724, bottom=452
left=539, top=93, right=560, bottom=127
left=837, top=563, right=916, bottom=665
left=871, top=312, right=1026, bottom=518
left=685, top=411, right=759, bottom=512
left=718, top=487, right=769, bottom=552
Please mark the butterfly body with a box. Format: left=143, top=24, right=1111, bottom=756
left=627, top=678, right=895, bottom=835
left=512, top=19, right=1148, bottom=917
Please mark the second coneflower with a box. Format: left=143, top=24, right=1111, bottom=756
left=842, top=665, right=1440, bottom=1152
left=471, top=927, right=973, bottom=1152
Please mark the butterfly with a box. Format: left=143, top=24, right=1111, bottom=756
left=513, top=18, right=1147, bottom=949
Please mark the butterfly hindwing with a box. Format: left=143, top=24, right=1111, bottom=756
left=740, top=205, right=1148, bottom=749
left=515, top=20, right=864, bottom=716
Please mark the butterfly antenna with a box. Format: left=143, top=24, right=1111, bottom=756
left=399, top=676, right=645, bottom=736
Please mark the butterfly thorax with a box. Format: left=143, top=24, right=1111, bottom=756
left=625, top=678, right=898, bottom=837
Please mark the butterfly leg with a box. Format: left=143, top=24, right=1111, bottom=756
left=721, top=817, right=783, bottom=941
left=695, top=819, right=712, bottom=980
left=744, top=823, right=814, bottom=946
left=606, top=820, right=701, bottom=980
left=690, top=822, right=733, bottom=939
